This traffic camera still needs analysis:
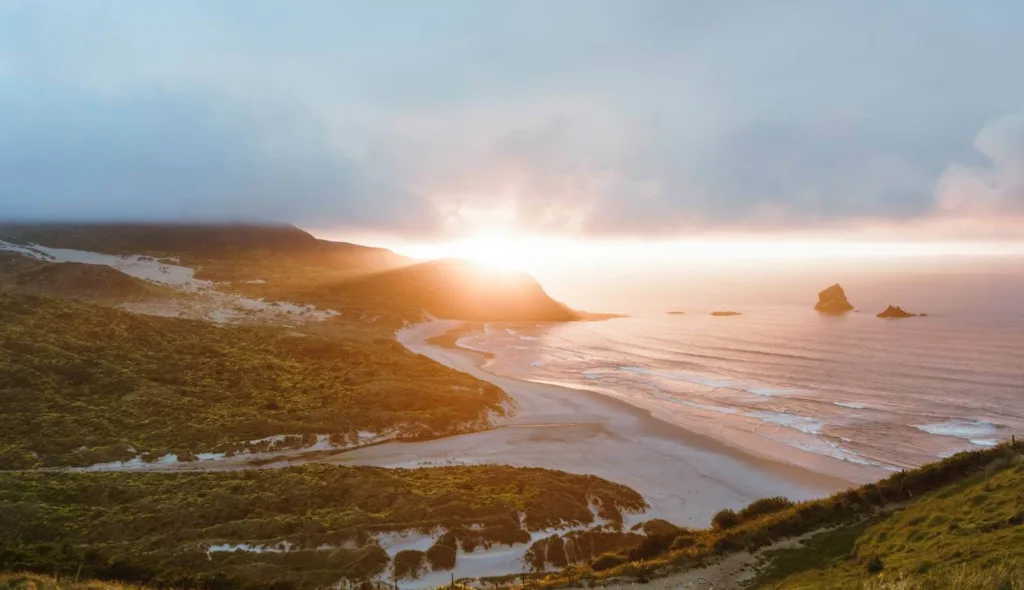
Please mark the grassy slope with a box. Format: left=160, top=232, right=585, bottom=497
left=0, top=254, right=170, bottom=303
left=0, top=293, right=507, bottom=468
left=534, top=444, right=1024, bottom=588
left=754, top=454, right=1024, bottom=589
left=0, top=572, right=148, bottom=590
left=322, top=260, right=579, bottom=323
left=0, top=465, right=645, bottom=588
left=0, top=224, right=581, bottom=326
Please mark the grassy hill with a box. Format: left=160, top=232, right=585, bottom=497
left=324, top=259, right=579, bottom=323
left=0, top=254, right=170, bottom=302
left=0, top=224, right=584, bottom=325
left=0, top=223, right=408, bottom=278
left=0, top=465, right=645, bottom=588
left=0, top=293, right=507, bottom=469
left=531, top=443, right=1023, bottom=589
left=0, top=572, right=148, bottom=590
left=752, top=448, right=1024, bottom=588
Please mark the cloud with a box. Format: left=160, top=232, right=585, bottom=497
left=936, top=112, right=1024, bottom=215
left=1, top=1, right=1024, bottom=238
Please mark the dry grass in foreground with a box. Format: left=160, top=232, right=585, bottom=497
left=0, top=572, right=147, bottom=590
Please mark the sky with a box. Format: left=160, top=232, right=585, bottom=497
left=2, top=1, right=1024, bottom=248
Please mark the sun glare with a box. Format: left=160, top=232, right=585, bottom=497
left=343, top=232, right=1024, bottom=275
left=410, top=233, right=536, bottom=271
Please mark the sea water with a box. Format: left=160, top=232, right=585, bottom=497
left=458, top=268, right=1024, bottom=472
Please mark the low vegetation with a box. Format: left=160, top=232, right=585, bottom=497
left=0, top=254, right=170, bottom=303
left=0, top=572, right=149, bottom=590
left=0, top=224, right=582, bottom=326
left=0, top=294, right=507, bottom=469
left=535, top=443, right=1023, bottom=588
left=755, top=448, right=1024, bottom=588
left=0, top=465, right=645, bottom=588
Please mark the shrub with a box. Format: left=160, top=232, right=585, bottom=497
left=591, top=552, right=626, bottom=571
left=738, top=496, right=794, bottom=521
left=670, top=534, right=695, bottom=551
left=426, top=542, right=457, bottom=571
left=393, top=550, right=426, bottom=580
left=711, top=508, right=741, bottom=530
left=866, top=554, right=885, bottom=574
left=628, top=534, right=675, bottom=561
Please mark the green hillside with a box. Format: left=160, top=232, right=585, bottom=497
left=0, top=465, right=645, bottom=588
left=0, top=293, right=506, bottom=469
left=534, top=443, right=1023, bottom=589
left=324, top=259, right=579, bottom=323
left=0, top=223, right=584, bottom=325
left=0, top=254, right=170, bottom=302
left=0, top=572, right=148, bottom=590
left=754, top=448, right=1024, bottom=588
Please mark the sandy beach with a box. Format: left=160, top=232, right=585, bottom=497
left=327, top=321, right=884, bottom=527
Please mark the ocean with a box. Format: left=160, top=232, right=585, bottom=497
left=456, top=269, right=1024, bottom=474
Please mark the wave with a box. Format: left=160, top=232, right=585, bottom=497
left=748, top=411, right=823, bottom=435
left=834, top=401, right=868, bottom=409
left=650, top=394, right=739, bottom=415
left=618, top=366, right=735, bottom=389
left=746, top=386, right=802, bottom=397
left=693, top=343, right=823, bottom=363
left=915, top=419, right=998, bottom=440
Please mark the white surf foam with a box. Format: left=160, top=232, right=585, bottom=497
left=748, top=411, right=823, bottom=435
left=916, top=419, right=998, bottom=440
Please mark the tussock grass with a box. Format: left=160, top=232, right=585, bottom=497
left=0, top=572, right=147, bottom=590
left=0, top=293, right=507, bottom=469
left=535, top=443, right=1024, bottom=588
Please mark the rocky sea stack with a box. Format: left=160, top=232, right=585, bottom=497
left=877, top=305, right=916, bottom=318
left=815, top=283, right=854, bottom=313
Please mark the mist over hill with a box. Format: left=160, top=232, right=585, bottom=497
left=0, top=222, right=582, bottom=324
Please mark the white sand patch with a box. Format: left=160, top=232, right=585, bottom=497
left=377, top=531, right=438, bottom=557
left=0, top=240, right=340, bottom=326
left=408, top=543, right=536, bottom=589
left=207, top=541, right=294, bottom=554
left=79, top=453, right=178, bottom=472
left=0, top=241, right=207, bottom=288
left=70, top=430, right=402, bottom=472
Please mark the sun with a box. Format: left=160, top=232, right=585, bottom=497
left=452, top=233, right=531, bottom=271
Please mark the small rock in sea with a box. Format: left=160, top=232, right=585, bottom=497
left=877, top=305, right=917, bottom=318
left=710, top=311, right=742, bottom=316
left=815, top=283, right=854, bottom=313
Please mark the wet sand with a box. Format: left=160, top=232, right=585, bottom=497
left=325, top=321, right=883, bottom=526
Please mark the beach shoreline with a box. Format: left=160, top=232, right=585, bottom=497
left=329, top=320, right=884, bottom=527
left=55, top=318, right=885, bottom=528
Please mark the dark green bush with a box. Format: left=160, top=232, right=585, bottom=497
left=393, top=550, right=426, bottom=580
left=426, top=542, right=457, bottom=571
left=592, top=552, right=627, bottom=571
left=627, top=534, right=675, bottom=561
left=711, top=508, right=741, bottom=530
left=738, top=496, right=793, bottom=521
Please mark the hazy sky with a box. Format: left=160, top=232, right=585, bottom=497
left=2, top=1, right=1024, bottom=241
